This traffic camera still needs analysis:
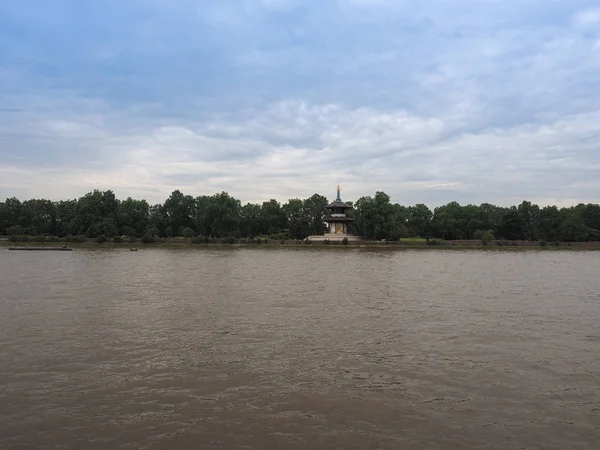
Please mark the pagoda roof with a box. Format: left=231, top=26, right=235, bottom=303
left=325, top=200, right=353, bottom=209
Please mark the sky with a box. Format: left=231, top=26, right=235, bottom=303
left=0, top=0, right=599, bottom=207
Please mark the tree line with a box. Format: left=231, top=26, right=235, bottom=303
left=1, top=189, right=599, bottom=243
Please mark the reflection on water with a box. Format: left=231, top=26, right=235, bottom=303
left=1, top=248, right=599, bottom=449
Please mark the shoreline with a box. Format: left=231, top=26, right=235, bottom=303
left=2, top=240, right=600, bottom=251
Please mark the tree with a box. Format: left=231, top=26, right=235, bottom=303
left=2, top=189, right=599, bottom=244
left=54, top=200, right=77, bottom=237
left=239, top=203, right=262, bottom=238
left=538, top=206, right=561, bottom=241
left=20, top=199, right=56, bottom=236
left=431, top=202, right=464, bottom=240
left=283, top=198, right=311, bottom=239
left=303, top=194, right=328, bottom=236
left=119, top=198, right=149, bottom=237
left=406, top=204, right=432, bottom=237
left=517, top=201, right=540, bottom=241
left=497, top=207, right=521, bottom=240
left=198, top=192, right=241, bottom=237
left=354, top=192, right=400, bottom=240
left=162, top=190, right=195, bottom=236
left=260, top=199, right=286, bottom=235
left=0, top=198, right=22, bottom=235
left=74, top=190, right=119, bottom=236
left=86, top=220, right=119, bottom=238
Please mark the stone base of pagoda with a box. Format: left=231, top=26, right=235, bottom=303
left=307, top=234, right=364, bottom=243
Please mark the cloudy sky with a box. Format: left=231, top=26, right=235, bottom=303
left=0, top=0, right=599, bottom=207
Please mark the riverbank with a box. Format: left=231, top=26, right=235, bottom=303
left=2, top=239, right=600, bottom=251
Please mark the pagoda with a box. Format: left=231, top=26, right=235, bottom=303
left=324, top=185, right=355, bottom=235
left=307, top=185, right=362, bottom=242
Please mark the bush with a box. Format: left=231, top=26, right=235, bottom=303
left=481, top=230, right=495, bottom=245
left=182, top=228, right=195, bottom=239
left=269, top=233, right=288, bottom=241
left=65, top=235, right=87, bottom=243
left=219, top=236, right=236, bottom=244
left=112, top=236, right=122, bottom=243
left=96, top=235, right=108, bottom=244
left=141, top=233, right=157, bottom=244
left=9, top=235, right=28, bottom=242
left=539, top=240, right=547, bottom=247
left=427, top=239, right=444, bottom=246
left=342, top=237, right=349, bottom=245
left=146, top=226, right=159, bottom=237
left=128, top=236, right=137, bottom=243
left=191, top=235, right=209, bottom=244
left=473, top=229, right=486, bottom=240
left=86, top=221, right=118, bottom=238
left=121, top=226, right=136, bottom=237
left=6, top=225, right=25, bottom=236
left=323, top=239, right=330, bottom=245
left=255, top=238, right=263, bottom=244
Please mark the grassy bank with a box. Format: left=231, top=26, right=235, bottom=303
left=2, top=239, right=600, bottom=251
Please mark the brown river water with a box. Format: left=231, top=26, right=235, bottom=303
left=0, top=248, right=599, bottom=449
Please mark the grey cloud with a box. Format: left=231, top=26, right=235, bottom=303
left=1, top=0, right=599, bottom=207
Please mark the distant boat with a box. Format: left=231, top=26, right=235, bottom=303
left=8, top=246, right=73, bottom=251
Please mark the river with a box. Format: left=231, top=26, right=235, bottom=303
left=1, top=248, right=599, bottom=449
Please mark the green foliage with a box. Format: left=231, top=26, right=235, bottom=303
left=481, top=230, right=495, bottom=245
left=191, top=235, right=209, bottom=244
left=141, top=233, right=157, bottom=244
left=9, top=235, right=28, bottom=242
left=182, top=227, right=195, bottom=238
left=65, top=235, right=87, bottom=243
left=342, top=237, right=349, bottom=245
left=427, top=239, right=446, bottom=246
left=9, top=235, right=59, bottom=242
left=6, top=225, right=24, bottom=236
left=96, top=235, right=108, bottom=244
left=118, top=198, right=149, bottom=238
left=2, top=190, right=599, bottom=244
left=86, top=220, right=118, bottom=238
left=473, top=229, right=486, bottom=240
left=112, top=236, right=122, bottom=243
left=406, top=204, right=432, bottom=237
left=355, top=192, right=407, bottom=240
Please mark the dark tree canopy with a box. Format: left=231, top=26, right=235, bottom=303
left=1, top=190, right=599, bottom=243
